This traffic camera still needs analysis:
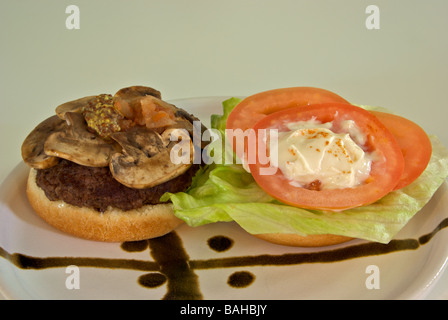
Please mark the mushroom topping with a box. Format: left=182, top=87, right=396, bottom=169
left=114, top=86, right=207, bottom=146
left=44, top=112, right=119, bottom=167
left=115, top=85, right=161, bottom=100
left=115, top=94, right=178, bottom=130
left=173, top=108, right=210, bottom=149
left=21, top=115, right=67, bottom=169
left=55, top=95, right=96, bottom=119
left=109, top=126, right=193, bottom=189
left=175, top=108, right=200, bottom=124
left=113, top=86, right=162, bottom=120
left=162, top=121, right=194, bottom=143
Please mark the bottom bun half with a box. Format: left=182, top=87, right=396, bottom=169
left=26, top=169, right=184, bottom=242
left=254, top=233, right=353, bottom=247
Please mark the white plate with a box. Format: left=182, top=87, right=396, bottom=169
left=1, top=97, right=448, bottom=300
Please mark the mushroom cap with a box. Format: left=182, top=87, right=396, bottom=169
left=113, top=86, right=162, bottom=120
left=44, top=112, right=120, bottom=167
left=55, top=95, right=96, bottom=119
left=114, top=86, right=161, bottom=100
left=21, top=115, right=67, bottom=169
left=109, top=126, right=193, bottom=189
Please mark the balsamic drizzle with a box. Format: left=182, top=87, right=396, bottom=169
left=1, top=217, right=448, bottom=299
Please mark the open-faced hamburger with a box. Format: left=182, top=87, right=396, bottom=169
left=162, top=87, right=448, bottom=247
left=22, top=86, right=204, bottom=242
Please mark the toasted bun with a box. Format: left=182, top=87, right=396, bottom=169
left=254, top=233, right=353, bottom=247
left=26, top=169, right=183, bottom=242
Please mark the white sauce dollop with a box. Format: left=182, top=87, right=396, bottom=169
left=272, top=119, right=373, bottom=190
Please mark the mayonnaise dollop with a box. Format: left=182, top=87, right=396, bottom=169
left=273, top=119, right=373, bottom=190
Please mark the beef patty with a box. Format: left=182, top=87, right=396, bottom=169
left=35, top=159, right=199, bottom=212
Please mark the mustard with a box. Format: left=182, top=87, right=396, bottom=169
left=82, top=94, right=124, bottom=138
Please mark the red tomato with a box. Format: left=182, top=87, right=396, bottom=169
left=370, top=111, right=432, bottom=190
left=249, top=103, right=405, bottom=211
left=226, top=87, right=349, bottom=160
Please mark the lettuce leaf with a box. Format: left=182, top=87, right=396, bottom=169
left=161, top=98, right=448, bottom=243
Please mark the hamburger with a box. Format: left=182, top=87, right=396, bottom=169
left=162, top=87, right=448, bottom=247
left=22, top=86, right=204, bottom=242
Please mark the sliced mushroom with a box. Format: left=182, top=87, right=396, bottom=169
left=161, top=127, right=185, bottom=148
left=44, top=112, right=119, bottom=167
left=55, top=95, right=96, bottom=119
left=113, top=86, right=162, bottom=119
left=109, top=126, right=193, bottom=189
left=114, top=86, right=161, bottom=100
left=21, top=115, right=67, bottom=169
left=175, top=108, right=200, bottom=124
left=172, top=109, right=210, bottom=149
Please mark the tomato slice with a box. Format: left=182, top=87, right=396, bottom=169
left=370, top=111, right=432, bottom=190
left=226, top=87, right=349, bottom=159
left=248, top=103, right=405, bottom=211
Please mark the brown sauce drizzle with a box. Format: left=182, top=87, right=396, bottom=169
left=228, top=271, right=255, bottom=288
left=138, top=272, right=167, bottom=288
left=120, top=240, right=149, bottom=252
left=1, top=217, right=448, bottom=299
left=207, top=235, right=234, bottom=252
left=146, top=232, right=202, bottom=300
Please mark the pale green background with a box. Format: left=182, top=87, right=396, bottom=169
left=2, top=0, right=448, bottom=182
left=0, top=0, right=447, bottom=298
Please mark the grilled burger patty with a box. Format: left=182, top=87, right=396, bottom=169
left=35, top=159, right=199, bottom=212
